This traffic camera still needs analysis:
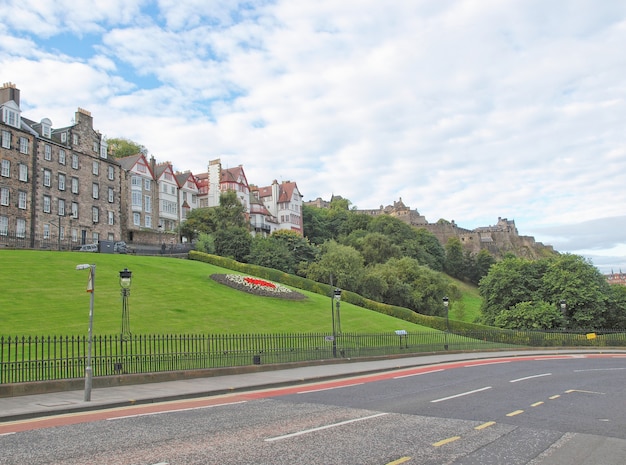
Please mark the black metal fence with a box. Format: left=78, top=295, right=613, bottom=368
left=1, top=330, right=624, bottom=384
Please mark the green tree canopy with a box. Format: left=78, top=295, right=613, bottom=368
left=106, top=137, right=146, bottom=158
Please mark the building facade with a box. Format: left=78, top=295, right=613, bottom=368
left=0, top=83, right=122, bottom=249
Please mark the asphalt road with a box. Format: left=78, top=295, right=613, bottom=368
left=1, top=354, right=625, bottom=464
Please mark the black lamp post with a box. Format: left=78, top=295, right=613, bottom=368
left=334, top=288, right=342, bottom=335
left=119, top=268, right=132, bottom=339
left=331, top=287, right=341, bottom=357
left=443, top=296, right=449, bottom=350
left=560, top=299, right=567, bottom=329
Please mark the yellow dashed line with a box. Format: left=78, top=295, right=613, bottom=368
left=433, top=436, right=461, bottom=447
left=507, top=410, right=524, bottom=417
left=386, top=457, right=411, bottom=465
left=475, top=421, right=496, bottom=430
left=549, top=395, right=560, bottom=400
left=531, top=401, right=544, bottom=407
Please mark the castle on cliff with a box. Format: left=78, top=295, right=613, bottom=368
left=305, top=196, right=554, bottom=259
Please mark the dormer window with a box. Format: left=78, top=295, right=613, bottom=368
left=1, top=101, right=20, bottom=128
left=41, top=118, right=52, bottom=138
left=61, top=132, right=67, bottom=143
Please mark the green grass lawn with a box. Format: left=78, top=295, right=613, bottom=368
left=0, top=250, right=435, bottom=336
left=447, top=277, right=482, bottom=324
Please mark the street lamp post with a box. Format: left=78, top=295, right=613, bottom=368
left=560, top=299, right=567, bottom=329
left=443, top=296, right=449, bottom=350
left=334, top=288, right=342, bottom=336
left=119, top=268, right=132, bottom=339
left=76, top=263, right=95, bottom=402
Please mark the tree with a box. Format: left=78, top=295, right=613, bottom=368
left=358, top=232, right=402, bottom=265
left=179, top=207, right=216, bottom=241
left=214, top=191, right=248, bottom=230
left=106, top=137, right=146, bottom=158
left=444, top=237, right=465, bottom=279
left=247, top=236, right=295, bottom=272
left=214, top=227, right=251, bottom=262
left=539, top=254, right=610, bottom=329
left=494, top=301, right=564, bottom=330
left=479, top=256, right=547, bottom=326
left=269, top=230, right=318, bottom=267
left=305, top=240, right=365, bottom=293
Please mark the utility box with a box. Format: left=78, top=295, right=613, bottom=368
left=98, top=240, right=114, bottom=254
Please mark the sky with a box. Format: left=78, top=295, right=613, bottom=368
left=1, top=0, right=625, bottom=273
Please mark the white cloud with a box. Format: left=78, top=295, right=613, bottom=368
left=3, top=0, right=626, bottom=271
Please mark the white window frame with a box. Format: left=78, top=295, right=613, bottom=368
left=92, top=183, right=99, bottom=200
left=108, top=187, right=114, bottom=203
left=19, top=137, right=28, bottom=154
left=16, top=218, right=26, bottom=238
left=43, top=169, right=51, bottom=187
left=144, top=195, right=151, bottom=212
left=1, top=130, right=10, bottom=149
left=1, top=159, right=9, bottom=177
left=0, top=215, right=8, bottom=236
left=58, top=199, right=65, bottom=216
left=71, top=177, right=79, bottom=194
left=133, top=212, right=141, bottom=225
left=58, top=173, right=66, bottom=191
left=43, top=223, right=50, bottom=239
left=0, top=187, right=9, bottom=206
left=107, top=165, right=114, bottom=180
left=108, top=211, right=114, bottom=225
left=44, top=144, right=52, bottom=161
left=43, top=195, right=51, bottom=213
left=59, top=149, right=66, bottom=165
left=71, top=202, right=79, bottom=219
left=72, top=154, right=79, bottom=170
left=18, top=164, right=28, bottom=182
left=92, top=161, right=99, bottom=175
left=18, top=191, right=27, bottom=209
left=92, top=206, right=99, bottom=223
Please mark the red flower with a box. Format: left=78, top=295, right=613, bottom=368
left=244, top=277, right=276, bottom=289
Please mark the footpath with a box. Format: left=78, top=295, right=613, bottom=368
left=1, top=349, right=623, bottom=423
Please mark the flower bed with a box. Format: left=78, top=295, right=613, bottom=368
left=211, top=274, right=306, bottom=300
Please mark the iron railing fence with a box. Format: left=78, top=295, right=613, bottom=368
left=1, top=330, right=624, bottom=384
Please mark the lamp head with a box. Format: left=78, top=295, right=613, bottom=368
left=333, top=288, right=342, bottom=301
left=119, top=268, right=132, bottom=289
left=443, top=296, right=449, bottom=307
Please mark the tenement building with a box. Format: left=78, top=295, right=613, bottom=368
left=0, top=83, right=122, bottom=248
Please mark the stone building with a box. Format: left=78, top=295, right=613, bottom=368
left=0, top=83, right=122, bottom=248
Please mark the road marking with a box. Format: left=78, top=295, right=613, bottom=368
left=507, top=410, right=524, bottom=417
left=565, top=389, right=605, bottom=395
left=549, top=395, right=560, bottom=400
left=297, top=383, right=364, bottom=394
left=574, top=367, right=626, bottom=372
left=531, top=401, right=544, bottom=407
left=0, top=432, right=16, bottom=437
left=431, top=386, right=492, bottom=403
left=394, top=369, right=444, bottom=379
left=510, top=373, right=551, bottom=383
left=265, top=413, right=388, bottom=442
left=106, top=401, right=247, bottom=420
left=475, top=421, right=496, bottom=430
left=433, top=436, right=461, bottom=447
left=386, top=457, right=411, bottom=464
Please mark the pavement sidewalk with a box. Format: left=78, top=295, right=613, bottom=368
left=1, top=349, right=621, bottom=423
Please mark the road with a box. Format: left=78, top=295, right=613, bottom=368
left=1, top=354, right=625, bottom=464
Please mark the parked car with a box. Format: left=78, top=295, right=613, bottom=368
left=114, top=241, right=127, bottom=254
left=79, top=243, right=98, bottom=252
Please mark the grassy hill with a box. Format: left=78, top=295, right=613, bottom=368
left=0, top=250, right=440, bottom=336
